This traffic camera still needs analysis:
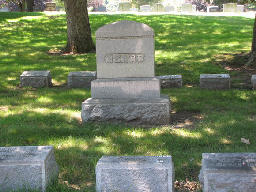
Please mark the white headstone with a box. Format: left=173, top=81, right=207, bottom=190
left=96, top=20, right=155, bottom=79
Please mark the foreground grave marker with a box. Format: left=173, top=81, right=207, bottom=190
left=96, top=156, right=174, bottom=192
left=199, top=153, right=256, bottom=192
left=0, top=146, right=58, bottom=192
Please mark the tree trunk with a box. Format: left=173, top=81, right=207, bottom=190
left=26, top=0, right=34, bottom=12
left=64, top=0, right=95, bottom=53
left=247, top=14, right=256, bottom=66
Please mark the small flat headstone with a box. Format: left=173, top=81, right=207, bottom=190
left=181, top=3, right=193, bottom=12
left=20, top=70, right=52, bottom=88
left=251, top=75, right=256, bottom=90
left=200, top=153, right=256, bottom=192
left=207, top=6, right=219, bottom=12
left=45, top=2, right=56, bottom=11
left=96, top=156, right=174, bottom=192
left=140, top=5, right=152, bottom=12
left=156, top=75, right=182, bottom=88
left=223, top=3, right=237, bottom=12
left=200, top=74, right=230, bottom=89
left=68, top=71, right=96, bottom=88
left=0, top=146, right=58, bottom=192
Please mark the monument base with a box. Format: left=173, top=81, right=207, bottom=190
left=81, top=95, right=170, bottom=125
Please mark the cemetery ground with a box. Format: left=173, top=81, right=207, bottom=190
left=0, top=12, right=256, bottom=192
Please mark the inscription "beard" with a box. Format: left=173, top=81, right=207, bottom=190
left=105, top=53, right=144, bottom=64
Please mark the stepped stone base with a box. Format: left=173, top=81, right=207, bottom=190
left=91, top=78, right=160, bottom=99
left=81, top=95, right=170, bottom=125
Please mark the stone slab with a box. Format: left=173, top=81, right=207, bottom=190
left=140, top=5, right=152, bottom=12
left=68, top=71, right=96, bottom=88
left=96, top=20, right=154, bottom=79
left=96, top=156, right=174, bottom=192
left=251, top=75, right=256, bottom=90
left=81, top=95, right=170, bottom=125
left=223, top=3, right=237, bottom=12
left=207, top=6, right=219, bottom=12
left=20, top=71, right=52, bottom=88
left=199, top=153, right=256, bottom=192
left=0, top=146, right=58, bottom=192
left=181, top=3, right=193, bottom=12
left=91, top=78, right=160, bottom=99
left=237, top=5, right=244, bottom=12
left=157, top=75, right=182, bottom=88
left=200, top=74, right=230, bottom=89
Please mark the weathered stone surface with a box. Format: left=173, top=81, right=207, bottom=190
left=91, top=78, right=160, bottom=99
left=164, top=6, right=175, bottom=12
left=237, top=5, right=244, bottom=12
left=199, top=153, right=256, bottom=192
left=68, top=71, right=96, bottom=88
left=223, top=3, right=237, bottom=12
left=118, top=2, right=132, bottom=11
left=153, top=3, right=165, bottom=12
left=0, top=146, right=58, bottom=192
left=96, top=20, right=154, bottom=78
left=140, top=5, right=152, bottom=12
left=251, top=75, right=256, bottom=90
left=181, top=3, right=193, bottom=12
left=20, top=71, right=52, bottom=88
left=81, top=95, right=170, bottom=125
left=96, top=156, right=174, bottom=192
left=200, top=74, right=230, bottom=89
left=156, top=75, right=182, bottom=88
left=45, top=2, right=56, bottom=11
left=207, top=6, right=219, bottom=12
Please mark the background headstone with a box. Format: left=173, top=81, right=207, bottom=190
left=157, top=75, right=182, bottom=88
left=118, top=2, right=132, bottom=11
left=200, top=153, right=256, bottom=192
left=68, top=71, right=96, bottom=88
left=153, top=3, right=165, bottom=12
left=223, top=3, right=237, bottom=12
left=251, top=75, right=256, bottom=89
left=140, top=5, right=152, bottom=12
left=200, top=74, right=230, bottom=89
left=20, top=71, right=52, bottom=88
left=96, top=156, right=174, bottom=192
left=0, top=146, right=58, bottom=192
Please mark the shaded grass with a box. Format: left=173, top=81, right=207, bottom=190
left=0, top=12, right=256, bottom=191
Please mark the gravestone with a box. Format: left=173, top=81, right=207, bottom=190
left=96, top=156, right=174, bottom=192
left=181, top=3, right=193, bottom=12
left=223, top=3, right=237, bottom=12
left=157, top=75, right=182, bottom=88
left=153, top=3, right=165, bottom=12
left=130, top=7, right=138, bottom=11
left=140, top=5, right=152, bottom=12
left=207, top=6, right=219, bottom=12
left=81, top=20, right=170, bottom=125
left=20, top=71, right=52, bottom=88
left=0, top=146, right=58, bottom=192
left=165, top=5, right=175, bottom=12
left=237, top=5, right=244, bottom=12
left=45, top=2, right=56, bottom=11
left=0, top=6, right=9, bottom=12
left=199, top=153, right=256, bottom=192
left=118, top=2, right=132, bottom=11
left=200, top=74, right=230, bottom=89
left=68, top=71, right=96, bottom=88
left=252, top=75, right=256, bottom=89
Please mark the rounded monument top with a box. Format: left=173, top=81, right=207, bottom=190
left=96, top=20, right=154, bottom=38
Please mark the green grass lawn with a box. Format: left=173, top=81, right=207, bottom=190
left=0, top=12, right=256, bottom=191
